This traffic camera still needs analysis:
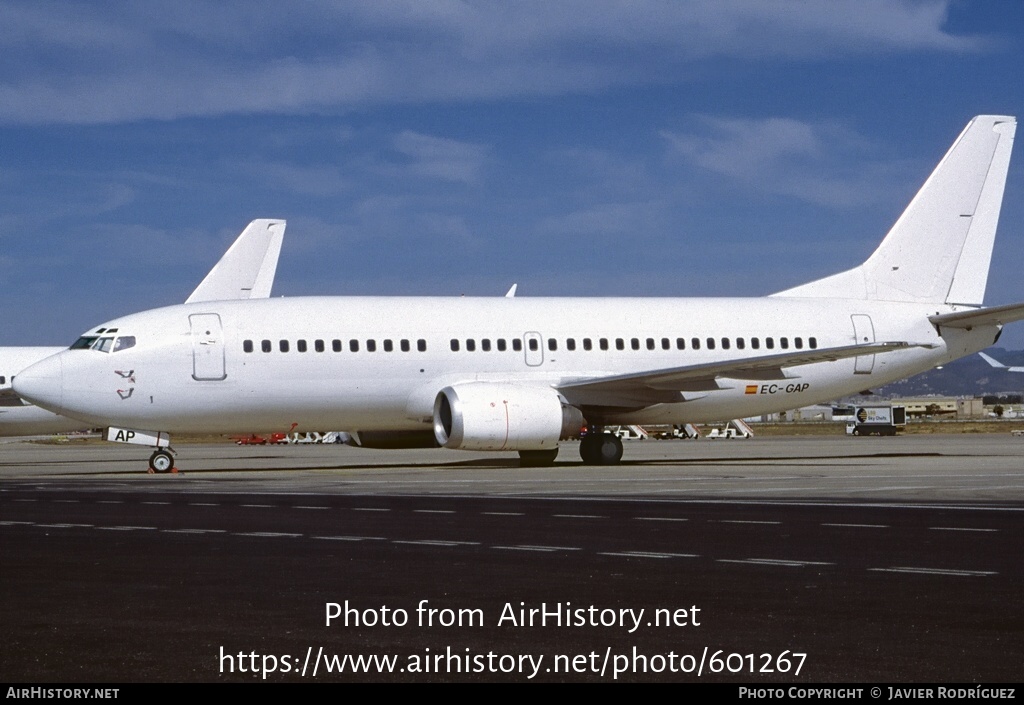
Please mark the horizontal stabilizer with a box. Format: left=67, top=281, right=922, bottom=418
left=978, top=352, right=1024, bottom=373
left=928, top=301, right=1024, bottom=330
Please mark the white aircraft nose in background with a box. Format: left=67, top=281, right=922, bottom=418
left=12, top=355, right=64, bottom=416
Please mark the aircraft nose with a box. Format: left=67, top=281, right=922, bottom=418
left=13, top=354, right=64, bottom=413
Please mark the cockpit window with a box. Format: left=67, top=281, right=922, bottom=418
left=112, top=336, right=136, bottom=352
left=70, top=336, right=99, bottom=350
left=91, top=337, right=115, bottom=353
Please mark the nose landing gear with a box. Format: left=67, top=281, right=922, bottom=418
left=147, top=448, right=178, bottom=474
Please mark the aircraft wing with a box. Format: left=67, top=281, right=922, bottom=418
left=186, top=219, right=286, bottom=303
left=929, top=301, right=1024, bottom=330
left=557, top=341, right=923, bottom=408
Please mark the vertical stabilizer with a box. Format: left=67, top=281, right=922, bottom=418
left=186, top=219, right=286, bottom=303
left=774, top=115, right=1015, bottom=304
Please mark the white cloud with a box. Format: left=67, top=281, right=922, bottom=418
left=537, top=201, right=664, bottom=239
left=662, top=116, right=894, bottom=207
left=388, top=131, right=490, bottom=184
left=231, top=159, right=352, bottom=198
left=0, top=1, right=983, bottom=124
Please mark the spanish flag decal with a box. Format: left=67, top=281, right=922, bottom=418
left=745, top=385, right=758, bottom=395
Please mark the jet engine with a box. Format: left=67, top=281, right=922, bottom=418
left=433, top=383, right=584, bottom=451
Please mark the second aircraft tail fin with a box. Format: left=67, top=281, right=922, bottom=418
left=186, top=219, right=286, bottom=304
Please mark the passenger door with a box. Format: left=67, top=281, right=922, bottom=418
left=851, top=314, right=875, bottom=374
left=190, top=313, right=227, bottom=381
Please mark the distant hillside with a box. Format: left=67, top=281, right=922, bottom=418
left=873, top=348, right=1024, bottom=398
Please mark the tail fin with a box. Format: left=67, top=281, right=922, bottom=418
left=186, top=219, right=286, bottom=303
left=774, top=115, right=1016, bottom=305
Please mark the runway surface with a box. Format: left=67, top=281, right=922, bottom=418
left=2, top=435, right=1022, bottom=682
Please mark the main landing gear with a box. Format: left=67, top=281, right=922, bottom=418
left=579, top=429, right=624, bottom=465
left=147, top=448, right=178, bottom=474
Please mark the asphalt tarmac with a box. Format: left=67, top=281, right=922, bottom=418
left=1, top=434, right=1022, bottom=682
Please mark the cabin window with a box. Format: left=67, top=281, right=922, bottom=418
left=417, top=339, right=427, bottom=352
left=780, top=337, right=789, bottom=349
left=400, top=339, right=410, bottom=352
left=647, top=338, right=656, bottom=350
left=528, top=338, right=538, bottom=352
left=262, top=340, right=272, bottom=353
left=332, top=339, right=342, bottom=352
left=766, top=337, right=775, bottom=349
left=366, top=339, right=377, bottom=352
left=497, top=339, right=506, bottom=352
left=566, top=338, right=576, bottom=351
left=721, top=338, right=730, bottom=350
left=809, top=337, right=818, bottom=349
left=630, top=338, right=640, bottom=351
left=794, top=337, right=803, bottom=349
left=691, top=337, right=700, bottom=350
left=315, top=339, right=325, bottom=352
left=548, top=338, right=557, bottom=351
left=706, top=338, right=715, bottom=350
left=599, top=338, right=609, bottom=351
left=279, top=340, right=289, bottom=353
left=450, top=339, right=460, bottom=352
left=481, top=339, right=491, bottom=352
left=513, top=339, right=522, bottom=352
left=736, top=338, right=745, bottom=350
left=243, top=340, right=254, bottom=353
left=676, top=338, right=685, bottom=350
left=349, top=339, right=359, bottom=352
left=751, top=337, right=760, bottom=349
left=583, top=338, right=593, bottom=351
left=383, top=339, right=393, bottom=352
left=297, top=340, right=307, bottom=353
left=466, top=339, right=476, bottom=352
left=662, top=338, right=671, bottom=350
left=616, top=338, right=625, bottom=351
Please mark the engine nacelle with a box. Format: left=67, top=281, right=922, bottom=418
left=433, top=383, right=584, bottom=451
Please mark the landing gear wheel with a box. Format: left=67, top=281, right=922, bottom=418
left=579, top=433, right=623, bottom=465
left=518, top=448, right=559, bottom=467
left=580, top=435, right=599, bottom=464
left=148, top=449, right=174, bottom=474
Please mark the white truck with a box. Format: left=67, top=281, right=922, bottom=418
left=845, top=405, right=906, bottom=436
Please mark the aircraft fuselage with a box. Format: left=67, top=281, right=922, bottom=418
left=14, top=295, right=994, bottom=435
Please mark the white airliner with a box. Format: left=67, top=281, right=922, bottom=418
left=13, top=116, right=1024, bottom=472
left=0, top=219, right=285, bottom=436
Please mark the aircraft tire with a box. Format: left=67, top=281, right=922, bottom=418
left=149, top=449, right=174, bottom=473
left=579, top=435, right=599, bottom=464
left=595, top=433, right=624, bottom=465
left=580, top=433, right=623, bottom=465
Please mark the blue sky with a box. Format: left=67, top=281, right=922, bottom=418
left=2, top=0, right=1023, bottom=348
